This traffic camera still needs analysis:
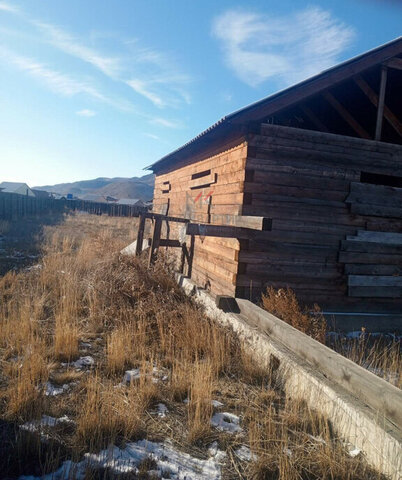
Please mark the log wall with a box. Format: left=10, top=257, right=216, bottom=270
left=238, top=124, right=402, bottom=312
left=153, top=141, right=248, bottom=296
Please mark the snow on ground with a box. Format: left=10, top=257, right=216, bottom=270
left=45, top=382, right=70, bottom=396
left=156, top=403, right=168, bottom=418
left=211, top=400, right=224, bottom=408
left=20, top=415, right=74, bottom=434
left=19, top=439, right=226, bottom=480
left=123, top=366, right=169, bottom=385
left=234, top=445, right=256, bottom=462
left=72, top=356, right=95, bottom=369
left=211, top=412, right=242, bottom=433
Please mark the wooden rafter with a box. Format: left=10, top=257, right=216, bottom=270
left=384, top=57, right=402, bottom=70
left=375, top=66, right=388, bottom=141
left=299, top=105, right=329, bottom=132
left=354, top=74, right=402, bottom=138
left=322, top=91, right=371, bottom=139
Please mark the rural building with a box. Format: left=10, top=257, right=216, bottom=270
left=0, top=181, right=35, bottom=197
left=116, top=198, right=144, bottom=207
left=147, top=38, right=402, bottom=321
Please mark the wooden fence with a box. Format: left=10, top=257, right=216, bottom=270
left=0, top=192, right=148, bottom=220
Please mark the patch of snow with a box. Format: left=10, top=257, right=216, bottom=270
left=157, top=403, right=168, bottom=418
left=19, top=439, right=224, bottom=480
left=79, top=341, right=92, bottom=349
left=234, top=445, right=257, bottom=462
left=211, top=412, right=242, bottom=433
left=123, top=366, right=168, bottom=385
left=211, top=400, right=224, bottom=408
left=20, top=415, right=74, bottom=434
left=346, top=444, right=361, bottom=458
left=307, top=434, right=326, bottom=444
left=73, top=356, right=95, bottom=369
left=283, top=447, right=292, bottom=457
left=123, top=368, right=141, bottom=383
left=45, top=382, right=69, bottom=396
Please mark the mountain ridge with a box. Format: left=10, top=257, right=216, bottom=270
left=35, top=174, right=154, bottom=201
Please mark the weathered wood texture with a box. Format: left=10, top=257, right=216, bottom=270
left=153, top=142, right=248, bottom=295
left=153, top=124, right=402, bottom=312
left=239, top=124, right=402, bottom=312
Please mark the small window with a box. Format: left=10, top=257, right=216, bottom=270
left=360, top=171, right=402, bottom=188
left=191, top=169, right=211, bottom=180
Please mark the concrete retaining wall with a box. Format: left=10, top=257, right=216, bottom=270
left=177, top=275, right=401, bottom=480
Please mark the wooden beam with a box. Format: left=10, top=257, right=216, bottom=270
left=208, top=214, right=272, bottom=231
left=186, top=223, right=259, bottom=239
left=375, top=66, right=388, bottom=141
left=135, top=214, right=146, bottom=256
left=384, top=57, right=402, bottom=70
left=354, top=74, right=402, bottom=138
left=148, top=217, right=162, bottom=267
left=145, top=212, right=189, bottom=223
left=299, top=105, right=329, bottom=132
left=159, top=239, right=182, bottom=248
left=323, top=91, right=371, bottom=139
left=189, top=173, right=217, bottom=189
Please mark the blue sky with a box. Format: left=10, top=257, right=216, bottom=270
left=0, top=0, right=400, bottom=186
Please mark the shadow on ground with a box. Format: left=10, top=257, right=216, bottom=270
left=0, top=214, right=65, bottom=276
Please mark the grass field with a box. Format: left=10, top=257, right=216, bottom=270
left=0, top=213, right=388, bottom=479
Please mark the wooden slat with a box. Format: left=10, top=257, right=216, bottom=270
left=384, top=57, right=402, bottom=70
left=187, top=223, right=258, bottom=239
left=375, top=66, right=388, bottom=141
left=354, top=230, right=402, bottom=245
left=322, top=91, right=371, bottom=139
left=159, top=239, right=182, bottom=248
left=354, top=74, right=402, bottom=137
left=349, top=275, right=402, bottom=287
left=189, top=173, right=217, bottom=189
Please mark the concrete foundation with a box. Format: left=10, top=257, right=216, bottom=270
left=177, top=274, right=401, bottom=480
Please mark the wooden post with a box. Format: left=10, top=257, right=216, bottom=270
left=148, top=217, right=162, bottom=267
left=135, top=215, right=146, bottom=256
left=375, top=65, right=388, bottom=141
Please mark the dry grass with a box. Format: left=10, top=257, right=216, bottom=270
left=261, top=286, right=400, bottom=388
left=0, top=213, right=387, bottom=479
left=262, top=286, right=327, bottom=343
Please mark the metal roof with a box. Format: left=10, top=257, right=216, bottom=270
left=147, top=36, right=402, bottom=173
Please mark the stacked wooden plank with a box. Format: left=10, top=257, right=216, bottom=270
left=340, top=230, right=402, bottom=298
left=153, top=141, right=248, bottom=296
left=237, top=124, right=402, bottom=311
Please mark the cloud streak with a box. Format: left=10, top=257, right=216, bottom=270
left=76, top=109, right=96, bottom=117
left=212, top=6, right=355, bottom=87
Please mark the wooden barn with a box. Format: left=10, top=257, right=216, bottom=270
left=146, top=37, right=402, bottom=327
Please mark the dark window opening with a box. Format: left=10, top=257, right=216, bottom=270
left=360, top=171, right=402, bottom=188
left=192, top=169, right=211, bottom=180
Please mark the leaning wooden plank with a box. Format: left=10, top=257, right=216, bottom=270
left=148, top=218, right=162, bottom=267
left=145, top=212, right=189, bottom=223
left=348, top=275, right=402, bottom=287
left=186, top=223, right=258, bottom=239
left=339, top=251, right=402, bottom=265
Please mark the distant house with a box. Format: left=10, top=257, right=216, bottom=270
left=32, top=189, right=51, bottom=199
left=0, top=182, right=35, bottom=197
left=77, top=193, right=107, bottom=203
left=116, top=198, right=144, bottom=206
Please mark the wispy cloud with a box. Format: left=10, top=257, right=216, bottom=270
left=0, top=1, right=19, bottom=13
left=212, top=6, right=355, bottom=87
left=0, top=4, right=192, bottom=109
left=144, top=132, right=160, bottom=140
left=76, top=109, right=96, bottom=117
left=34, top=21, right=122, bottom=78
left=0, top=47, right=131, bottom=110
left=150, top=117, right=181, bottom=129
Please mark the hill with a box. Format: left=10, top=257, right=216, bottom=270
left=35, top=174, right=154, bottom=201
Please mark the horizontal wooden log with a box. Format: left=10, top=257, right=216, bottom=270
left=208, top=214, right=272, bottom=231
left=344, top=264, right=402, bottom=275
left=354, top=230, right=402, bottom=245
left=350, top=203, right=402, bottom=219
left=187, top=223, right=259, bottom=239
left=189, top=173, right=217, bottom=189
left=348, top=275, right=402, bottom=287
left=348, top=286, right=402, bottom=298
left=159, top=239, right=182, bottom=248
left=339, top=251, right=402, bottom=265
left=341, top=240, right=402, bottom=254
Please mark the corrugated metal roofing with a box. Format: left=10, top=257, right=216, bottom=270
left=146, top=36, right=402, bottom=172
